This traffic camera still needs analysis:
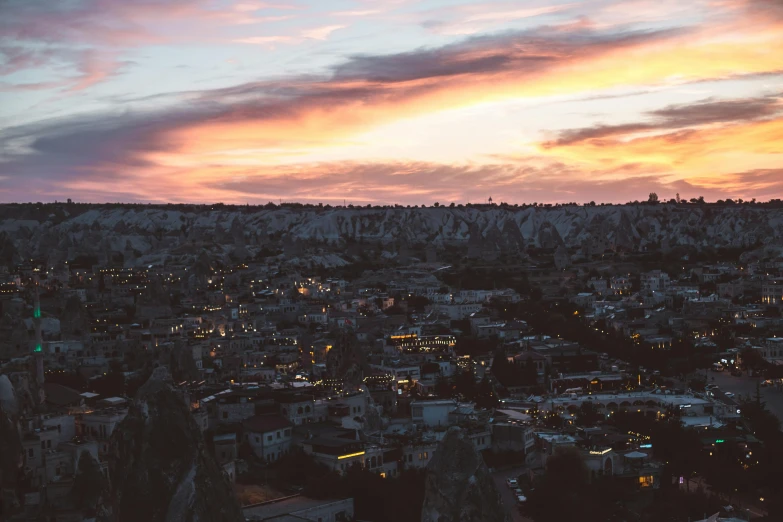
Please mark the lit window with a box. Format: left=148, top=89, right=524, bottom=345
left=639, top=475, right=654, bottom=488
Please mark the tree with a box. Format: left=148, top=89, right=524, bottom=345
left=454, top=369, right=477, bottom=400
left=648, top=192, right=659, bottom=204
left=434, top=375, right=453, bottom=398
left=475, top=376, right=498, bottom=409
left=576, top=401, right=602, bottom=426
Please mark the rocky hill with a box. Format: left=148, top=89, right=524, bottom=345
left=1, top=204, right=782, bottom=266
left=421, top=426, right=508, bottom=522
left=109, top=367, right=243, bottom=522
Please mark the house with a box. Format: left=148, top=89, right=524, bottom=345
left=302, top=436, right=366, bottom=474
left=213, top=432, right=237, bottom=466
left=243, top=415, right=293, bottom=463
left=410, top=400, right=455, bottom=427
left=79, top=406, right=128, bottom=455
left=641, top=270, right=670, bottom=293
left=469, top=310, right=492, bottom=335
left=401, top=441, right=439, bottom=470
left=570, top=292, right=596, bottom=309
left=278, top=393, right=318, bottom=425
left=216, top=390, right=263, bottom=424
left=588, top=278, right=608, bottom=295
left=762, top=279, right=783, bottom=305
left=610, top=276, right=632, bottom=295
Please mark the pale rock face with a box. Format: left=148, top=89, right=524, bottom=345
left=0, top=374, right=18, bottom=415
left=2, top=205, right=782, bottom=263
left=421, top=427, right=509, bottom=522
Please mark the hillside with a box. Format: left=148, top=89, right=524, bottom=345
left=1, top=204, right=781, bottom=266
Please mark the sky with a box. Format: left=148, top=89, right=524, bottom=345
left=1, top=0, right=782, bottom=205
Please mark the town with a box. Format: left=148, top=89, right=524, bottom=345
left=1, top=200, right=783, bottom=522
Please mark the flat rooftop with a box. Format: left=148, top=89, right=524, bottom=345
left=243, top=495, right=349, bottom=519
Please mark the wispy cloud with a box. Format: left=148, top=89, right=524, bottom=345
left=545, top=94, right=783, bottom=146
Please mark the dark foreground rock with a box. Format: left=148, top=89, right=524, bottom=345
left=110, top=367, right=243, bottom=522
left=421, top=427, right=509, bottom=522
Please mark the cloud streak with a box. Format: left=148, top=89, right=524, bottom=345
left=546, top=95, right=783, bottom=146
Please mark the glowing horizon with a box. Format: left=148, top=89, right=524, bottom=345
left=1, top=0, right=782, bottom=205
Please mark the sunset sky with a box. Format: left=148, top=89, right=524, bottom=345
left=1, top=0, right=782, bottom=204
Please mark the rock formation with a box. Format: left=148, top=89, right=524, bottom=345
left=109, top=367, right=243, bottom=522
left=421, top=427, right=509, bottom=522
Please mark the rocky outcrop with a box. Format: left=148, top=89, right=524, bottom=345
left=0, top=406, right=22, bottom=512
left=421, top=427, right=509, bottom=522
left=3, top=204, right=783, bottom=264
left=0, top=374, right=18, bottom=415
left=109, top=367, right=243, bottom=522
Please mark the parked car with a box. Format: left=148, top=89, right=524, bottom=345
left=724, top=392, right=735, bottom=398
left=516, top=495, right=527, bottom=504
left=506, top=478, right=518, bottom=489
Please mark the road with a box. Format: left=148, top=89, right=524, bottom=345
left=491, top=466, right=532, bottom=522
left=703, top=371, right=783, bottom=424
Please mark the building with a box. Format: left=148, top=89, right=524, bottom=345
left=243, top=415, right=293, bottom=463
left=216, top=390, right=263, bottom=424
left=410, top=400, right=455, bottom=428
left=214, top=432, right=238, bottom=465
left=302, top=436, right=366, bottom=474
left=641, top=270, right=670, bottom=293
left=79, top=407, right=128, bottom=455
left=278, top=394, right=318, bottom=425
left=610, top=276, right=633, bottom=295
left=570, top=293, right=596, bottom=309
left=762, top=279, right=783, bottom=305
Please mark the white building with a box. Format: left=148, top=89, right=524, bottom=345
left=641, top=270, right=670, bottom=293
left=762, top=280, right=783, bottom=305
left=243, top=415, right=293, bottom=463
left=79, top=407, right=128, bottom=455
left=410, top=400, right=455, bottom=428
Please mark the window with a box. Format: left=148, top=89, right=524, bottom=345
left=423, top=452, right=428, bottom=459
left=267, top=435, right=273, bottom=442
left=297, top=407, right=303, bottom=414
left=284, top=429, right=291, bottom=436
left=222, top=411, right=228, bottom=419
left=28, top=448, right=34, bottom=457
left=255, top=436, right=259, bottom=443
left=41, top=441, right=45, bottom=449
left=305, top=405, right=311, bottom=413
left=277, top=431, right=281, bottom=439
left=639, top=475, right=654, bottom=488
left=47, top=440, right=51, bottom=449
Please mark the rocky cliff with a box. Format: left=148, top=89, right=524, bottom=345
left=109, top=367, right=243, bottom=522
left=421, top=427, right=509, bottom=522
left=2, top=204, right=782, bottom=266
